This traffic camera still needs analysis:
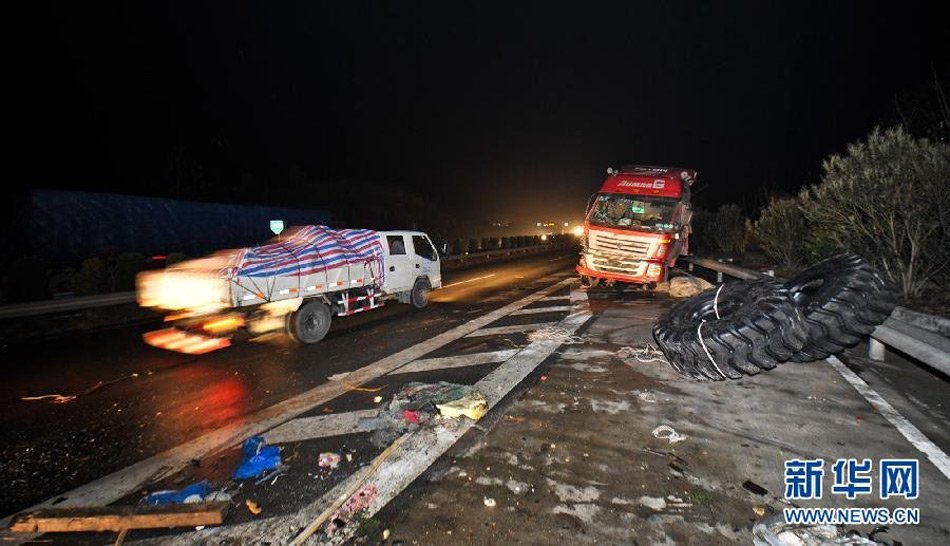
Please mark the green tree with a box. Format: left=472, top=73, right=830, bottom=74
left=799, top=126, right=950, bottom=297
left=751, top=197, right=809, bottom=270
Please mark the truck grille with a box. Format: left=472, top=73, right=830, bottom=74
left=589, top=231, right=652, bottom=259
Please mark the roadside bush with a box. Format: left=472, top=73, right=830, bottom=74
left=76, top=257, right=110, bottom=296
left=751, top=197, right=809, bottom=270
left=799, top=126, right=950, bottom=298
left=468, top=238, right=480, bottom=253
left=501, top=237, right=511, bottom=249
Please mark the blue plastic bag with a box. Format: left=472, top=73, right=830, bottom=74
left=142, top=480, right=209, bottom=505
left=232, top=436, right=281, bottom=480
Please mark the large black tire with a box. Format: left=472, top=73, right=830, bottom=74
left=784, top=254, right=897, bottom=362
left=653, top=280, right=808, bottom=380
left=410, top=278, right=431, bottom=309
left=287, top=300, right=332, bottom=344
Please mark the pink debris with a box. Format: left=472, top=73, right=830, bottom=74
left=319, top=452, right=342, bottom=469
left=402, top=409, right=420, bottom=424
left=326, top=484, right=378, bottom=535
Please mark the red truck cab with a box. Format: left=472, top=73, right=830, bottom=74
left=577, top=165, right=696, bottom=287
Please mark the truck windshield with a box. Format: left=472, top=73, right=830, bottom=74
left=587, top=193, right=681, bottom=231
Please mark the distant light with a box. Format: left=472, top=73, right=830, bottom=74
left=536, top=222, right=542, bottom=227
left=540, top=234, right=548, bottom=241
left=572, top=226, right=584, bottom=237
left=564, top=222, right=569, bottom=227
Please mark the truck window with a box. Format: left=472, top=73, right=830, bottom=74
left=588, top=193, right=680, bottom=231
left=387, top=235, right=406, bottom=255
left=412, top=235, right=437, bottom=261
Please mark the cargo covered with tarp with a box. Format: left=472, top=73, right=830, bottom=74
left=137, top=225, right=384, bottom=313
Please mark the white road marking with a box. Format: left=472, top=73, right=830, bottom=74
left=177, top=285, right=593, bottom=545
left=548, top=256, right=574, bottom=262
left=511, top=305, right=571, bottom=315
left=1, top=276, right=574, bottom=522
left=440, top=274, right=496, bottom=289
left=263, top=409, right=382, bottom=444
left=464, top=322, right=556, bottom=337
left=388, top=349, right=520, bottom=375
left=827, top=356, right=950, bottom=480
left=540, top=295, right=570, bottom=302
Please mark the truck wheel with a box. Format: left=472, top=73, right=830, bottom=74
left=652, top=280, right=808, bottom=380
left=785, top=254, right=897, bottom=362
left=410, top=278, right=431, bottom=309
left=287, top=300, right=332, bottom=344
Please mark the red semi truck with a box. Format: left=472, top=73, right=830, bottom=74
left=577, top=165, right=696, bottom=287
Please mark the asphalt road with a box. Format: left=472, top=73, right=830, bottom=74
left=0, top=249, right=579, bottom=517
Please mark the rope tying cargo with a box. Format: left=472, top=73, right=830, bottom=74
left=616, top=344, right=668, bottom=365
left=526, top=326, right=589, bottom=344
left=697, top=284, right=727, bottom=378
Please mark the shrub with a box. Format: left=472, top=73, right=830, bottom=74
left=501, top=237, right=511, bottom=249
left=751, top=197, right=809, bottom=270
left=799, top=126, right=950, bottom=298
left=710, top=204, right=749, bottom=258
left=76, top=257, right=110, bottom=295
left=468, top=238, right=480, bottom=252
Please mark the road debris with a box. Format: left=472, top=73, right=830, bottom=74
left=527, top=326, right=588, bottom=344
left=743, top=480, right=769, bottom=496
left=20, top=373, right=141, bottom=404
left=245, top=499, right=262, bottom=516
left=402, top=409, right=421, bottom=424
left=616, top=344, right=669, bottom=365
left=752, top=514, right=885, bottom=545
left=667, top=275, right=714, bottom=298
left=483, top=497, right=497, bottom=508
left=8, top=502, right=230, bottom=535
left=652, top=425, right=687, bottom=444
left=373, top=395, right=383, bottom=404
left=233, top=436, right=281, bottom=480
left=319, top=452, right=342, bottom=469
left=141, top=480, right=209, bottom=505
left=436, top=391, right=488, bottom=421
left=327, top=485, right=379, bottom=535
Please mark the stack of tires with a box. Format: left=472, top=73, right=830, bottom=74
left=652, top=254, right=897, bottom=380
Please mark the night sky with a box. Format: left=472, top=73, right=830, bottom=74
left=14, top=1, right=948, bottom=225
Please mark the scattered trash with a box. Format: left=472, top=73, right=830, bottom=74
left=254, top=468, right=284, bottom=486
left=245, top=499, right=262, bottom=516
left=616, top=345, right=669, bottom=365
left=652, top=425, right=687, bottom=444
left=346, top=453, right=354, bottom=462
left=344, top=382, right=386, bottom=393
left=754, top=505, right=768, bottom=517
left=638, top=496, right=667, bottom=511
left=483, top=497, right=496, bottom=508
left=326, top=485, right=378, bottom=536
left=322, top=406, right=334, bottom=414
left=752, top=514, right=886, bottom=545
left=527, top=326, right=588, bottom=344
left=540, top=375, right=548, bottom=381
left=21, top=373, right=142, bottom=404
left=402, top=409, right=421, bottom=424
left=142, top=481, right=209, bottom=505
left=743, top=480, right=769, bottom=496
left=373, top=396, right=383, bottom=404
left=436, top=392, right=488, bottom=421
left=383, top=529, right=391, bottom=540
left=233, top=436, right=281, bottom=480
left=319, top=452, right=342, bottom=469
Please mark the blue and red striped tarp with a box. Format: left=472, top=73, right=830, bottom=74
left=232, top=225, right=383, bottom=279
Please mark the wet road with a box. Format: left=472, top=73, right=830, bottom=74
left=0, top=249, right=578, bottom=516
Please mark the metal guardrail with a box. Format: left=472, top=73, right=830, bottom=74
left=0, top=244, right=568, bottom=321
left=0, top=292, right=137, bottom=320
left=679, top=255, right=950, bottom=376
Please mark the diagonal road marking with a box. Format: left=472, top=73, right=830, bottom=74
left=388, top=349, right=520, bottom=375
left=184, top=286, right=592, bottom=545
left=464, top=322, right=556, bottom=337
left=263, top=409, right=382, bottom=444
left=1, top=276, right=574, bottom=522
left=510, top=305, right=571, bottom=315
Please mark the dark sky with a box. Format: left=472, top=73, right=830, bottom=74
left=14, top=1, right=948, bottom=224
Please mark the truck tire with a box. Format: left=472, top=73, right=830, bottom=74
left=287, top=300, right=332, bottom=344
left=653, top=280, right=808, bottom=380
left=410, top=278, right=431, bottom=309
left=785, top=254, right=897, bottom=362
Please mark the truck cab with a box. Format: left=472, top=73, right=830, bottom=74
left=577, top=165, right=696, bottom=287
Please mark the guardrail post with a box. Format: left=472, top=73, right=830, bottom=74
left=868, top=338, right=886, bottom=361
left=716, top=271, right=723, bottom=283
left=688, top=263, right=694, bottom=272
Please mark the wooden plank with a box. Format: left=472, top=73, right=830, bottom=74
left=9, top=501, right=229, bottom=533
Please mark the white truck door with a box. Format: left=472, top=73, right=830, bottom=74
left=383, top=233, right=413, bottom=293
left=410, top=234, right=440, bottom=286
